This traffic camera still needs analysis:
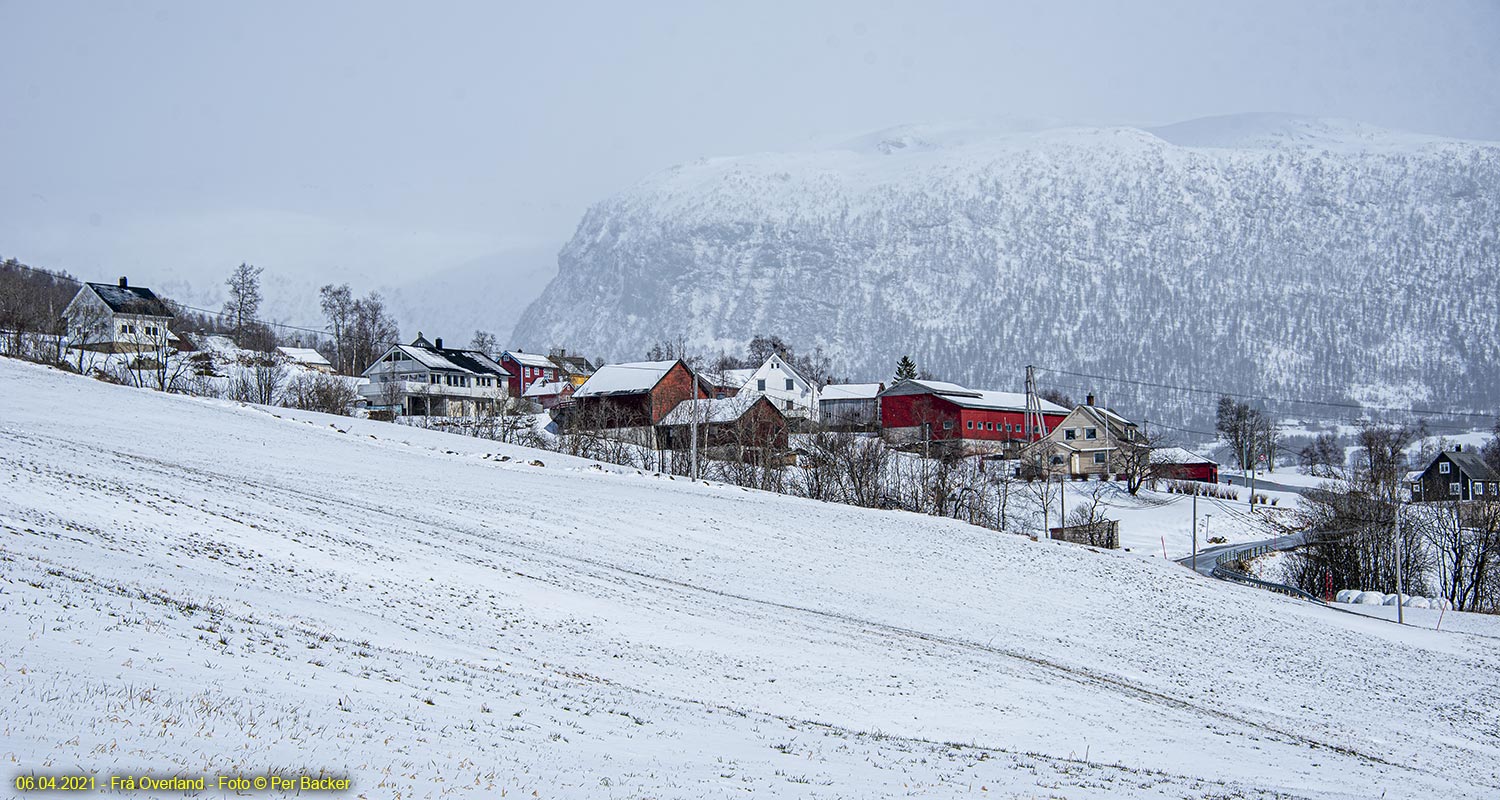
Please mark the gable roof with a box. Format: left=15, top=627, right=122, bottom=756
left=659, top=393, right=775, bottom=426
left=551, top=353, right=596, bottom=375
left=85, top=282, right=174, bottom=318
left=880, top=379, right=1067, bottom=414
left=502, top=350, right=559, bottom=370
left=820, top=383, right=884, bottom=401
left=373, top=341, right=508, bottom=378
left=522, top=380, right=574, bottom=398
left=1153, top=446, right=1217, bottom=466
left=276, top=346, right=331, bottom=367
left=574, top=360, right=681, bottom=397
left=1440, top=451, right=1500, bottom=482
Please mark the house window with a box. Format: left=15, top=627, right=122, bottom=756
left=784, top=399, right=792, bottom=410
left=1440, top=462, right=1450, bottom=474
left=942, top=420, right=954, bottom=430
left=1051, top=455, right=1064, bottom=465
left=757, top=379, right=766, bottom=391
left=1450, top=482, right=1460, bottom=495
left=987, top=422, right=994, bottom=430
left=1093, top=452, right=1107, bottom=464
left=1064, top=428, right=1077, bottom=441
left=785, top=378, right=794, bottom=391
left=1478, top=482, right=1486, bottom=496
left=1086, top=428, right=1098, bottom=440
left=967, top=420, right=974, bottom=430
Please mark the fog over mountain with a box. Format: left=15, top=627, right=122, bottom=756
left=515, top=113, right=1500, bottom=425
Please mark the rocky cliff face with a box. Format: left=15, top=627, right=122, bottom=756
left=515, top=114, right=1500, bottom=424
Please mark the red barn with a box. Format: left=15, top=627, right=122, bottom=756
left=1152, top=447, right=1220, bottom=483
left=878, top=379, right=1068, bottom=451
left=567, top=359, right=711, bottom=428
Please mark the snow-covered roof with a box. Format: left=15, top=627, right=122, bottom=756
left=276, top=347, right=331, bottom=367
left=503, top=350, right=559, bottom=369
left=522, top=380, right=573, bottom=398
left=1152, top=447, right=1217, bottom=466
left=879, top=379, right=1065, bottom=413
left=820, top=383, right=883, bottom=401
left=711, top=368, right=757, bottom=388
left=659, top=394, right=767, bottom=426
left=574, top=360, right=680, bottom=397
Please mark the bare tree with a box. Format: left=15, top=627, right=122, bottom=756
left=470, top=330, right=498, bottom=355
left=222, top=263, right=264, bottom=339
left=319, top=283, right=355, bottom=374
left=283, top=372, right=358, bottom=416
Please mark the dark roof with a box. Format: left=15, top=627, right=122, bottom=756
left=1443, top=451, right=1500, bottom=482
left=87, top=282, right=174, bottom=318
left=432, top=347, right=508, bottom=378
left=552, top=354, right=596, bottom=375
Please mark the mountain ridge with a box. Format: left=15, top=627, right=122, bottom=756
left=515, top=114, right=1500, bottom=424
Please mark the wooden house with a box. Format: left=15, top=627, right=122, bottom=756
left=359, top=334, right=510, bottom=417
left=499, top=350, right=562, bottom=398
left=878, top=379, right=1068, bottom=452
left=567, top=359, right=711, bottom=429
left=62, top=277, right=177, bottom=354
left=1411, top=447, right=1500, bottom=503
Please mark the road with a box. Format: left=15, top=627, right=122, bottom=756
left=1221, top=471, right=1316, bottom=496
left=1177, top=531, right=1310, bottom=577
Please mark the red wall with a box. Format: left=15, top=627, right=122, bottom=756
left=502, top=356, right=560, bottom=397
left=881, top=393, right=1065, bottom=441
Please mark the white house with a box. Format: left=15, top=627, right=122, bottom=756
left=62, top=277, right=177, bottom=354
left=736, top=354, right=817, bottom=419
left=359, top=334, right=510, bottom=417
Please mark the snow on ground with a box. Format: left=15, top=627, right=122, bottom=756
left=3, top=357, right=1499, bottom=799
left=1060, top=481, right=1298, bottom=560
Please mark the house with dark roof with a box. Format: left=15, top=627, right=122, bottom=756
left=548, top=349, right=597, bottom=387
left=1411, top=447, right=1500, bottom=503
left=62, top=277, right=177, bottom=354
left=359, top=334, right=511, bottom=417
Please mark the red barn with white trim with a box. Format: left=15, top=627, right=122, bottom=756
left=878, top=379, right=1068, bottom=450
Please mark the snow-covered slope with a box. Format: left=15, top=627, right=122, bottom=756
left=515, top=114, right=1500, bottom=422
left=3, top=357, right=1498, bottom=798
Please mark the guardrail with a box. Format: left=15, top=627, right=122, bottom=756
left=1210, top=541, right=1324, bottom=602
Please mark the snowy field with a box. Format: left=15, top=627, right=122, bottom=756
left=3, top=357, right=1499, bottom=799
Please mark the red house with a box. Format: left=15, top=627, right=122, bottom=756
left=499, top=350, right=562, bottom=398
left=567, top=359, right=711, bottom=428
left=878, top=379, right=1068, bottom=451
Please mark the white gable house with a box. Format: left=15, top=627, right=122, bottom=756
left=62, top=277, right=177, bottom=354
left=359, top=334, right=510, bottom=417
left=737, top=354, right=817, bottom=419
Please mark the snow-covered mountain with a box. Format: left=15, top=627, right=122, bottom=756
left=515, top=113, right=1500, bottom=423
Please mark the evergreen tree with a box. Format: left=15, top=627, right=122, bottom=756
left=894, top=355, right=917, bottom=382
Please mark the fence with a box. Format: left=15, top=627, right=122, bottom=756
left=1210, top=540, right=1322, bottom=602
left=1049, top=520, right=1120, bottom=549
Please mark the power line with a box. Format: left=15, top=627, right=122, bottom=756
left=1035, top=364, right=1497, bottom=422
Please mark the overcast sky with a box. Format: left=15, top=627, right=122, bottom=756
left=3, top=0, right=1498, bottom=297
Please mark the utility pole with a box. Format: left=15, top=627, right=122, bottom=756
left=1393, top=477, right=1405, bottom=625
left=1192, top=487, right=1199, bottom=573
left=1246, top=439, right=1256, bottom=512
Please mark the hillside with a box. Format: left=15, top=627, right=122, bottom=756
left=514, top=113, right=1500, bottom=423
left=2, top=357, right=1498, bottom=798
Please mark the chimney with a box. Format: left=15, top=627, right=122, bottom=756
left=118, top=276, right=128, bottom=288
left=559, top=348, right=567, bottom=357
left=434, top=337, right=443, bottom=350
left=1086, top=393, right=1095, bottom=406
